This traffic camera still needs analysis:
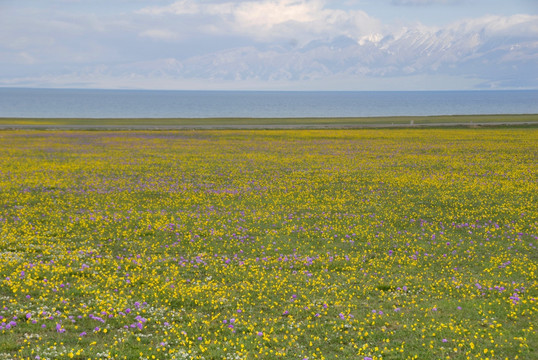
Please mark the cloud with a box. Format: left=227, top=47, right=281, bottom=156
left=139, top=29, right=179, bottom=41
left=13, top=13, right=535, bottom=89
left=1, top=1, right=537, bottom=90
left=391, top=0, right=463, bottom=5
left=136, top=14, right=538, bottom=88
left=139, top=0, right=201, bottom=15
left=137, top=0, right=383, bottom=43
left=232, top=0, right=323, bottom=27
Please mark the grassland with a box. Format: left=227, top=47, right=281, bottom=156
left=0, top=114, right=537, bottom=129
left=0, top=128, right=537, bottom=359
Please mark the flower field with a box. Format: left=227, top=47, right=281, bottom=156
left=0, top=128, right=536, bottom=360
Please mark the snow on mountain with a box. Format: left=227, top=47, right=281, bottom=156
left=161, top=15, right=537, bottom=87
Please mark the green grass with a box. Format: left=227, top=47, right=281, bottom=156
left=0, top=128, right=536, bottom=359
left=0, top=113, right=537, bottom=128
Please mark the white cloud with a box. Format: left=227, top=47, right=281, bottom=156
left=232, top=0, right=324, bottom=27
left=139, top=29, right=179, bottom=41
left=18, top=52, right=38, bottom=65
left=391, top=0, right=463, bottom=5
left=137, top=0, right=383, bottom=43
left=127, top=13, right=538, bottom=88
left=139, top=0, right=200, bottom=15
left=1, top=1, right=537, bottom=90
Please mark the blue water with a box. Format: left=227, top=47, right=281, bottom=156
left=0, top=88, right=537, bottom=118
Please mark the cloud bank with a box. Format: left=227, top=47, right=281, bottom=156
left=0, top=0, right=536, bottom=90
left=136, top=0, right=382, bottom=44
left=391, top=0, right=463, bottom=5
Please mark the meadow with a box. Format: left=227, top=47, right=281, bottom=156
left=0, top=128, right=536, bottom=359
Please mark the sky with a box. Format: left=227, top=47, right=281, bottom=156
left=0, top=0, right=537, bottom=91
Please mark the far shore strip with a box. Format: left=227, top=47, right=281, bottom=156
left=0, top=114, right=537, bottom=130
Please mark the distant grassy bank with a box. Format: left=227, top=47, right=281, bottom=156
left=0, top=114, right=537, bottom=129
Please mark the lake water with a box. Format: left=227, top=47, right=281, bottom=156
left=0, top=88, right=537, bottom=118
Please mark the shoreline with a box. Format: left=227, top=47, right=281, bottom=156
left=0, top=114, right=537, bottom=130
